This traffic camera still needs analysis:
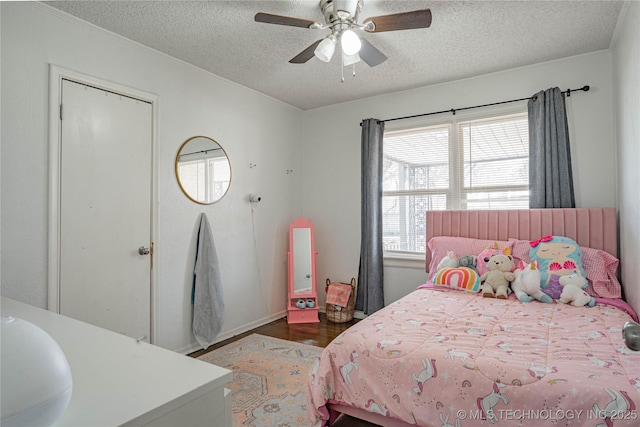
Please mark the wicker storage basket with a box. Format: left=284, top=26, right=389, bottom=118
left=325, top=278, right=356, bottom=323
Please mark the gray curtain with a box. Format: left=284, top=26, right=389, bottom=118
left=356, top=118, right=385, bottom=314
left=528, top=87, right=575, bottom=208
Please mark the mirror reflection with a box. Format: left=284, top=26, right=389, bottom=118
left=293, top=228, right=312, bottom=292
left=175, top=136, right=231, bottom=204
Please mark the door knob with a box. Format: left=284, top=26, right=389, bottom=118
left=138, top=246, right=151, bottom=255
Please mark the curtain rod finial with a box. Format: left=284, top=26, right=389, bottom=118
left=583, top=85, right=590, bottom=92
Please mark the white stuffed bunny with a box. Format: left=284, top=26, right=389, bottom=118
left=558, top=271, right=595, bottom=307
left=511, top=260, right=552, bottom=303
left=437, top=250, right=458, bottom=271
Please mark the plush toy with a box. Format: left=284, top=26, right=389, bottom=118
left=458, top=255, right=478, bottom=273
left=437, top=250, right=458, bottom=271
left=511, top=260, right=552, bottom=303
left=480, top=249, right=515, bottom=299
left=476, top=242, right=511, bottom=276
left=558, top=271, right=595, bottom=307
left=529, top=235, right=586, bottom=300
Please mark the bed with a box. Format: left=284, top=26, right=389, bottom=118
left=308, top=208, right=639, bottom=427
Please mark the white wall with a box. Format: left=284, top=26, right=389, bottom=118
left=613, top=1, right=640, bottom=315
left=302, top=52, right=618, bottom=308
left=0, top=3, right=303, bottom=352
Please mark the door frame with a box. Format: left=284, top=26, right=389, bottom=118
left=47, top=64, right=159, bottom=343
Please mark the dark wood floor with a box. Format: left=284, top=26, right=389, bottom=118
left=189, top=313, right=359, bottom=358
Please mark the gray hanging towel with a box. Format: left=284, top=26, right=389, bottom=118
left=192, top=213, right=225, bottom=349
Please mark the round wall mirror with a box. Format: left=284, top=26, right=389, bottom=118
left=175, top=136, right=231, bottom=204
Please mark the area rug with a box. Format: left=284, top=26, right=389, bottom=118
left=197, top=334, right=323, bottom=426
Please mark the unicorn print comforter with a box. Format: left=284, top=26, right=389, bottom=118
left=307, top=286, right=640, bottom=426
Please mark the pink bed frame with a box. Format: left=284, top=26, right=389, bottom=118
left=327, top=207, right=618, bottom=427
left=425, top=208, right=617, bottom=270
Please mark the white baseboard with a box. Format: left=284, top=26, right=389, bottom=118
left=179, top=309, right=288, bottom=355
left=353, top=310, right=366, bottom=319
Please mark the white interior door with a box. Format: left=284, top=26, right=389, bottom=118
left=59, top=79, right=152, bottom=341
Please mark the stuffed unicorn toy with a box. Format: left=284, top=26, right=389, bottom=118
left=558, top=271, right=596, bottom=307
left=511, top=260, right=552, bottom=303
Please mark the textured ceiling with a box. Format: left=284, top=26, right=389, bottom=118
left=44, top=1, right=624, bottom=110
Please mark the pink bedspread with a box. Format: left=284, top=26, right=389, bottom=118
left=308, top=288, right=640, bottom=426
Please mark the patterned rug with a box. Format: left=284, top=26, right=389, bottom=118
left=197, top=334, right=323, bottom=426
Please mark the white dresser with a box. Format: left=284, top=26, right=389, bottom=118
left=1, top=297, right=232, bottom=427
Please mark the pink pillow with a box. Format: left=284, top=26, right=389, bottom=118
left=427, top=237, right=513, bottom=282
left=508, top=238, right=622, bottom=299
left=582, top=247, right=622, bottom=299
left=509, top=238, right=531, bottom=266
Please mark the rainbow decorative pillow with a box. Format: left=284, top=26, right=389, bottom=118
left=432, top=267, right=481, bottom=293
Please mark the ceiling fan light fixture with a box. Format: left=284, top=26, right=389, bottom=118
left=314, top=34, right=337, bottom=62
left=340, top=29, right=361, bottom=55
left=342, top=52, right=360, bottom=66
left=256, top=1, right=428, bottom=71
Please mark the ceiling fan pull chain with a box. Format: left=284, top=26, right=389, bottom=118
left=341, top=55, right=345, bottom=82
left=352, top=64, right=356, bottom=77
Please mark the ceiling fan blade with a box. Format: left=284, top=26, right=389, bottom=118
left=255, top=12, right=321, bottom=29
left=289, top=39, right=323, bottom=64
left=363, top=9, right=432, bottom=32
left=359, top=38, right=387, bottom=67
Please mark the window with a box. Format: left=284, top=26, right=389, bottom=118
left=178, top=155, right=230, bottom=203
left=383, top=111, right=529, bottom=254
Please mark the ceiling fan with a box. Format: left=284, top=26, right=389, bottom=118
left=255, top=0, right=432, bottom=69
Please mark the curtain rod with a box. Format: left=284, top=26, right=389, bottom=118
left=179, top=147, right=222, bottom=157
left=379, top=85, right=590, bottom=124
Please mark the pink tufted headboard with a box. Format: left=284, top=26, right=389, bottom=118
left=425, top=208, right=617, bottom=270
